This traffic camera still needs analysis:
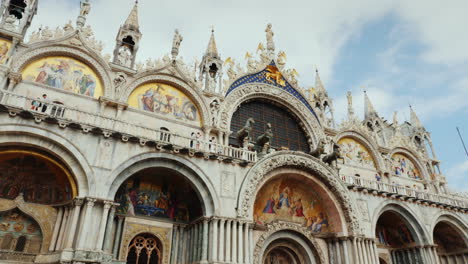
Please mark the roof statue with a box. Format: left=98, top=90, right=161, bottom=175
left=77, top=0, right=91, bottom=28
left=393, top=111, right=399, bottom=126
left=265, top=23, right=275, bottom=55
left=347, top=91, right=355, bottom=118
left=171, top=29, right=183, bottom=60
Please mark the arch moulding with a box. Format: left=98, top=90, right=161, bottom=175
left=335, top=130, right=386, bottom=172
left=11, top=44, right=113, bottom=98
left=106, top=152, right=219, bottom=217
left=236, top=151, right=361, bottom=235
left=429, top=213, right=468, bottom=245
left=219, top=83, right=325, bottom=148
left=120, top=73, right=211, bottom=127
left=254, top=222, right=326, bottom=264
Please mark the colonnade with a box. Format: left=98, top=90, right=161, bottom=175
left=327, top=237, right=379, bottom=264
left=438, top=251, right=468, bottom=264
left=169, top=218, right=253, bottom=264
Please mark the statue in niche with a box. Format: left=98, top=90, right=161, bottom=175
left=171, top=29, right=183, bottom=60
left=256, top=123, right=273, bottom=154
left=4, top=15, right=17, bottom=31
left=113, top=73, right=126, bottom=98
left=210, top=99, right=220, bottom=127
left=310, top=139, right=326, bottom=158
left=322, top=142, right=342, bottom=167
left=118, top=45, right=132, bottom=67
left=237, top=118, right=255, bottom=147
left=265, top=23, right=275, bottom=52
left=79, top=0, right=91, bottom=17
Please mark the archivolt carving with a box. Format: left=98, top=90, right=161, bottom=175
left=237, top=151, right=361, bottom=234
left=253, top=221, right=326, bottom=264
left=119, top=222, right=171, bottom=264
left=10, top=44, right=113, bottom=97
left=120, top=73, right=210, bottom=127
left=0, top=195, right=57, bottom=254
left=335, top=130, right=385, bottom=172
left=219, top=83, right=324, bottom=148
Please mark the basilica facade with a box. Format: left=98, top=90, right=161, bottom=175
left=0, top=1, right=466, bottom=264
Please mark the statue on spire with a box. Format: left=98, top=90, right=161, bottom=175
left=171, top=29, right=183, bottom=61
left=347, top=91, right=354, bottom=118
left=265, top=23, right=275, bottom=54
left=77, top=0, right=91, bottom=29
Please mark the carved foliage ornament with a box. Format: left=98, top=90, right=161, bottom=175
left=237, top=151, right=362, bottom=234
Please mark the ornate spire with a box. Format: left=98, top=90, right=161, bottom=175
left=205, top=29, right=219, bottom=58
left=347, top=91, right=355, bottom=118
left=364, top=90, right=377, bottom=119
left=410, top=105, right=423, bottom=128
left=314, top=69, right=326, bottom=96
left=124, top=0, right=140, bottom=32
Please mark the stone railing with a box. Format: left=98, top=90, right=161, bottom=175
left=341, top=175, right=468, bottom=211
left=0, top=91, right=257, bottom=163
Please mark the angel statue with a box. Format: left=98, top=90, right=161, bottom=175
left=265, top=23, right=275, bottom=53
left=80, top=0, right=91, bottom=17
left=171, top=29, right=183, bottom=60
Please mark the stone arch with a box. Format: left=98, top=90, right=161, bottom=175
left=389, top=147, right=428, bottom=180
left=11, top=43, right=113, bottom=97
left=219, top=83, right=325, bottom=149
left=0, top=124, right=92, bottom=196
left=431, top=214, right=468, bottom=253
left=254, top=224, right=326, bottom=264
left=335, top=130, right=385, bottom=172
left=237, top=151, right=360, bottom=234
left=372, top=202, right=430, bottom=245
left=121, top=72, right=210, bottom=127
left=106, top=152, right=219, bottom=217
left=120, top=230, right=169, bottom=264
left=0, top=195, right=57, bottom=254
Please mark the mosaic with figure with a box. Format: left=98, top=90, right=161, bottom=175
left=0, top=39, right=11, bottom=64
left=128, top=83, right=201, bottom=124
left=391, top=153, right=421, bottom=179
left=22, top=56, right=103, bottom=98
left=433, top=222, right=467, bottom=253
left=376, top=212, right=415, bottom=247
left=0, top=209, right=42, bottom=239
left=0, top=151, right=75, bottom=205
left=115, top=168, right=202, bottom=223
left=338, top=138, right=376, bottom=169
left=254, top=177, right=331, bottom=233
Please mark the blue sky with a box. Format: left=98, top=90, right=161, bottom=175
left=31, top=0, right=468, bottom=190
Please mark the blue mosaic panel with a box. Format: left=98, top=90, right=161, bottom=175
left=226, top=61, right=320, bottom=124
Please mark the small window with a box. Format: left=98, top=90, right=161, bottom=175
left=14, top=236, right=26, bottom=252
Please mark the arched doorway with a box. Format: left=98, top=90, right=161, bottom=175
left=433, top=221, right=468, bottom=262
left=375, top=210, right=422, bottom=263
left=264, top=244, right=302, bottom=264
left=126, top=233, right=162, bottom=264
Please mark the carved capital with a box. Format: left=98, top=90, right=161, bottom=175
left=7, top=71, right=22, bottom=84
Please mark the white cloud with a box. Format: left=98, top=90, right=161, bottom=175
left=445, top=160, right=468, bottom=192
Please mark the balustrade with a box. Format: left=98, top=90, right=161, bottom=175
left=0, top=90, right=257, bottom=162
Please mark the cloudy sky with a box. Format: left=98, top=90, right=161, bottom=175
left=29, top=0, right=468, bottom=190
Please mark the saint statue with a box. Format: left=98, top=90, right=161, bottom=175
left=80, top=0, right=91, bottom=17
left=265, top=23, right=275, bottom=52
left=118, top=46, right=132, bottom=67
left=171, top=29, right=183, bottom=59
left=347, top=91, right=354, bottom=117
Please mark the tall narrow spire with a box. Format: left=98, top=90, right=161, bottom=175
left=410, top=105, right=423, bottom=128
left=314, top=69, right=326, bottom=95
left=205, top=29, right=219, bottom=58
left=364, top=91, right=377, bottom=119
left=124, top=1, right=140, bottom=32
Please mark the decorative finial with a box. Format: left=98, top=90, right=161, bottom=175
left=347, top=91, right=354, bottom=118
left=171, top=29, right=183, bottom=61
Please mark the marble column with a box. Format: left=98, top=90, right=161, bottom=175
left=178, top=227, right=186, bottom=263
left=249, top=226, right=254, bottom=264
left=342, top=239, right=350, bottom=264
left=64, top=198, right=84, bottom=249
left=112, top=216, right=124, bottom=258
left=189, top=225, right=195, bottom=263
left=352, top=237, right=358, bottom=264
left=225, top=220, right=232, bottom=263
left=96, top=201, right=112, bottom=250
left=328, top=240, right=335, bottom=264
left=77, top=198, right=96, bottom=249
left=201, top=220, right=209, bottom=263
left=238, top=222, right=244, bottom=263
left=103, top=205, right=117, bottom=252
left=210, top=219, right=219, bottom=262
left=49, top=207, right=64, bottom=251
left=373, top=240, right=380, bottom=264
left=55, top=207, right=69, bottom=251
left=357, top=238, right=364, bottom=264
left=244, top=223, right=249, bottom=264
left=60, top=206, right=74, bottom=249
left=335, top=239, right=342, bottom=264
left=232, top=221, right=238, bottom=263
left=219, top=219, right=226, bottom=262
left=194, top=223, right=199, bottom=262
